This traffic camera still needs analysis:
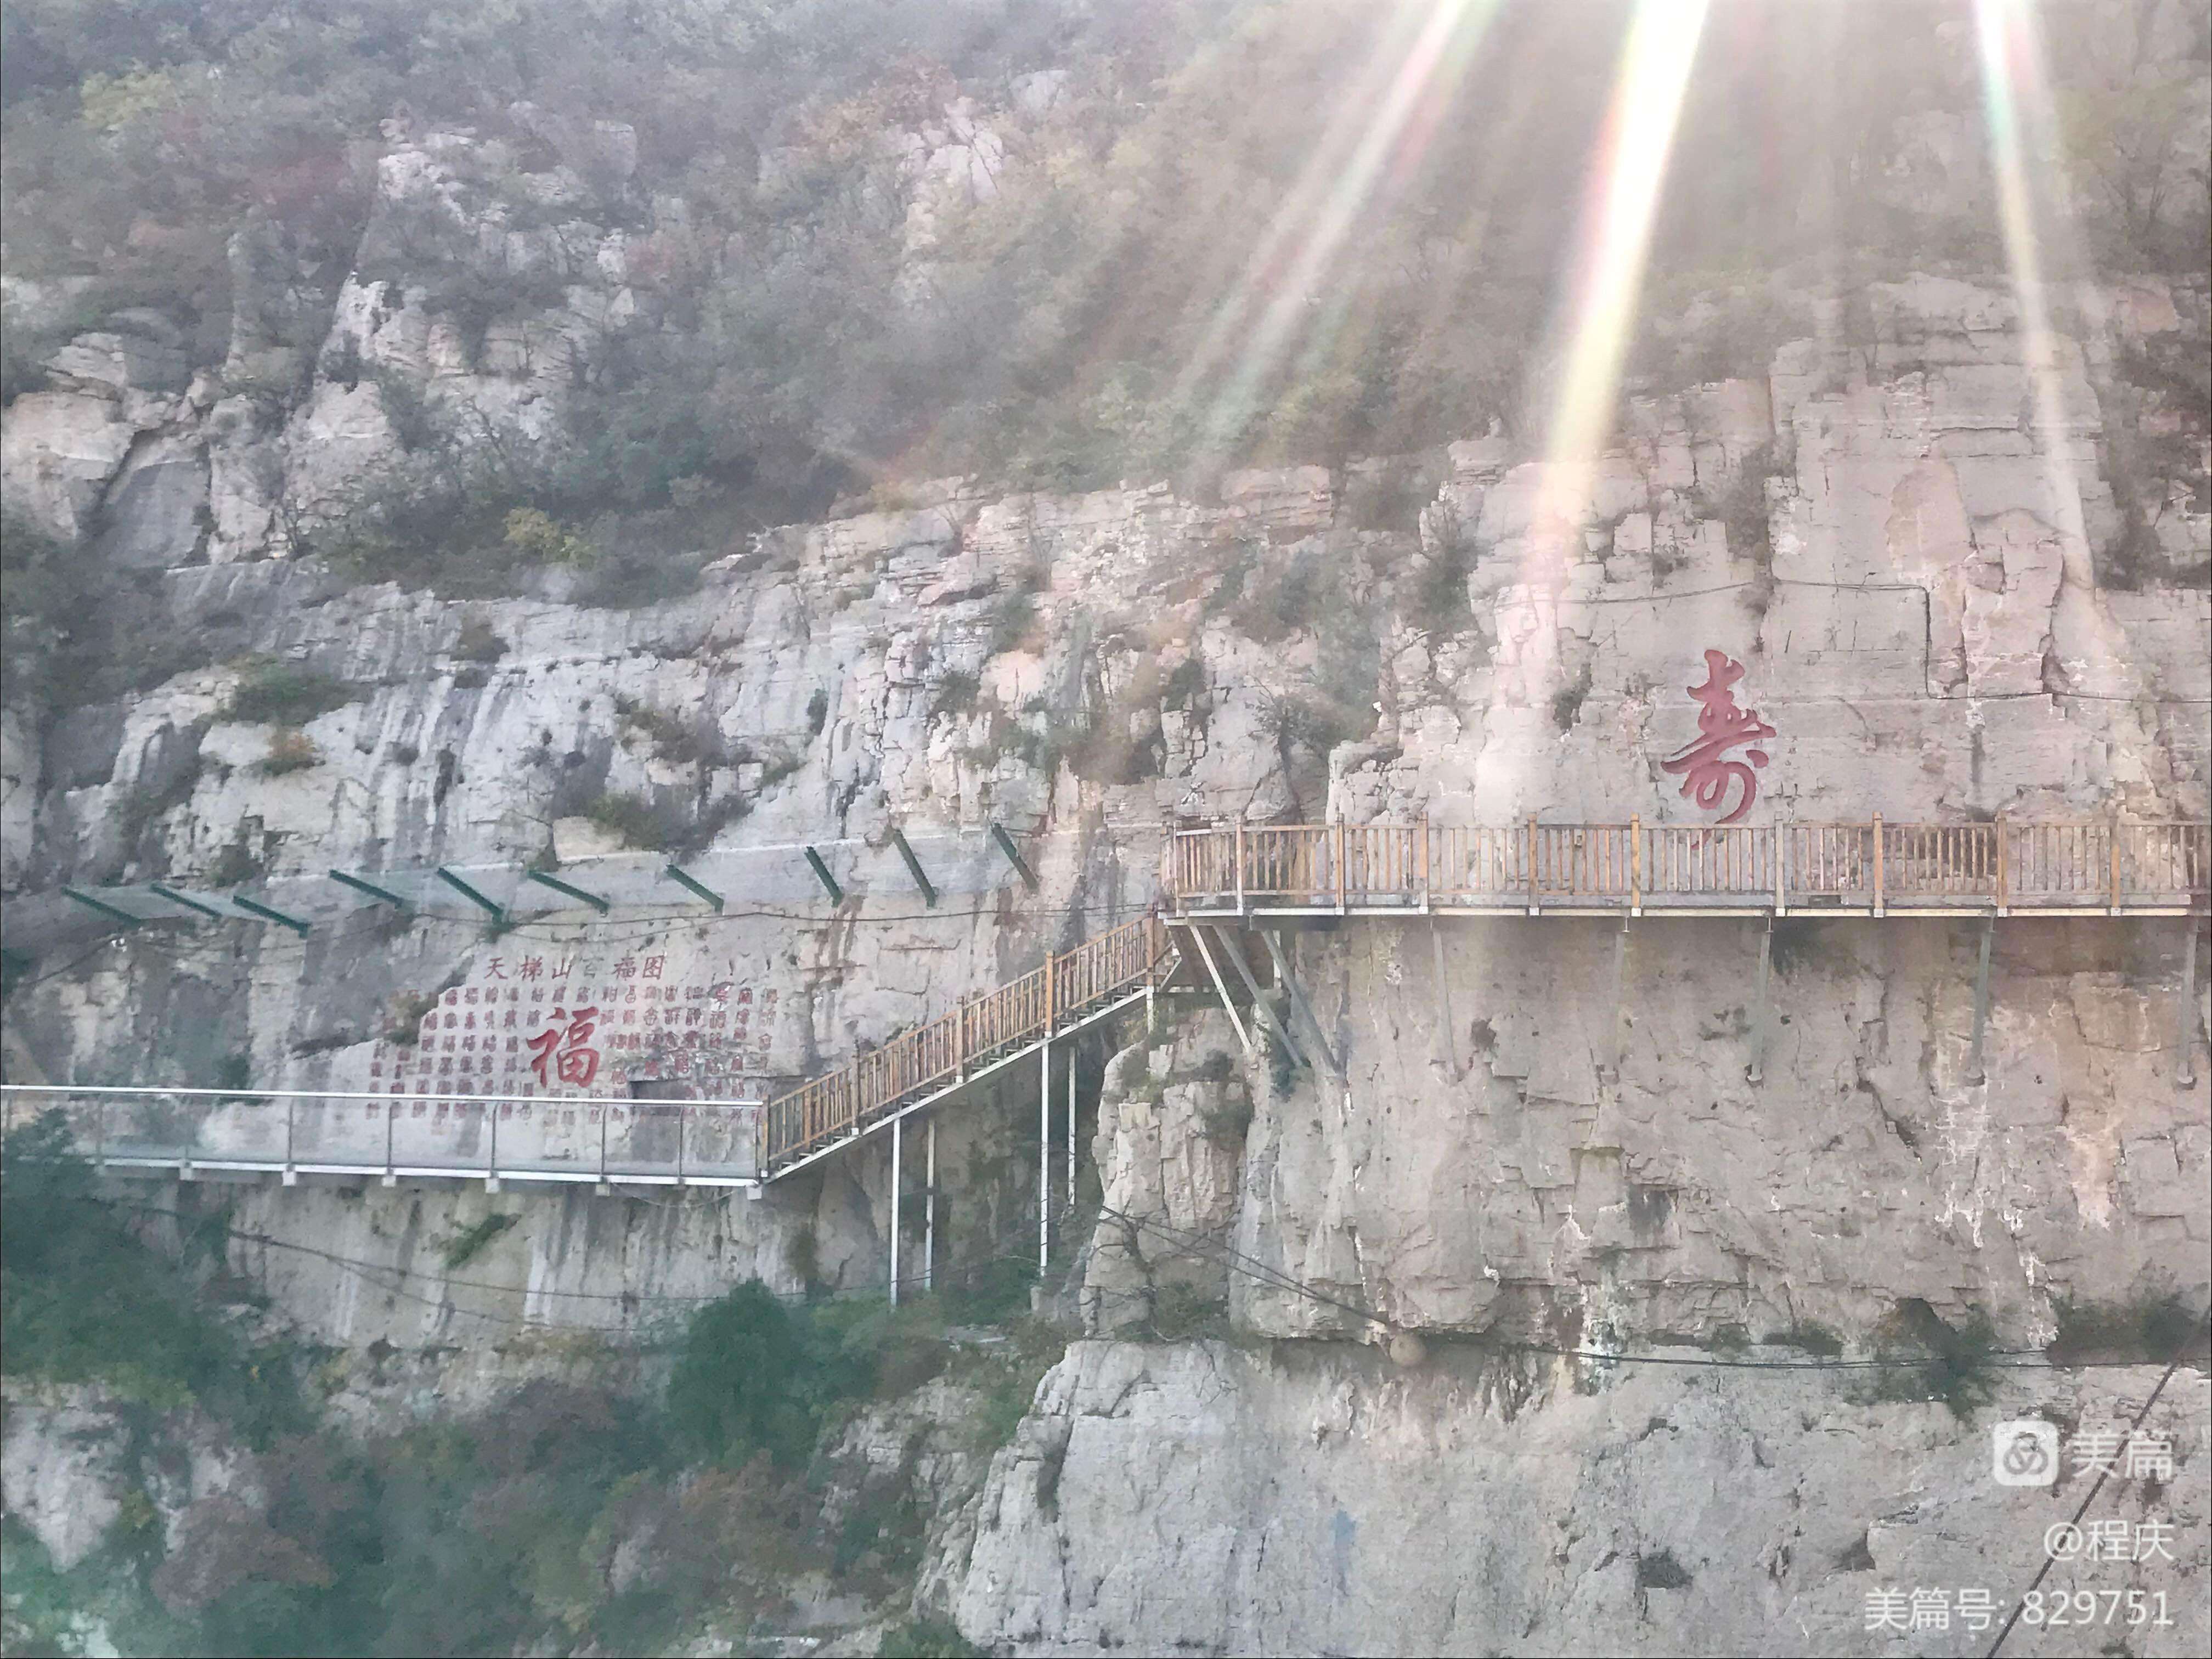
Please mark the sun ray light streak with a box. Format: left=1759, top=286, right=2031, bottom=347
left=1971, top=0, right=2131, bottom=697
left=1486, top=0, right=1707, bottom=821
left=1525, top=0, right=1711, bottom=582
left=1174, top=0, right=1500, bottom=454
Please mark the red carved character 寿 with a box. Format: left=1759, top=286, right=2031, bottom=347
left=1660, top=650, right=1774, bottom=825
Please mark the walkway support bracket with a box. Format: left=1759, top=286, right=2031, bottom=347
left=890, top=829, right=938, bottom=907
left=662, top=864, right=725, bottom=912
left=232, top=895, right=311, bottom=936
left=2180, top=922, right=2200, bottom=1090
left=148, top=884, right=226, bottom=921
left=1747, top=917, right=1773, bottom=1085
left=1263, top=930, right=1341, bottom=1079
left=60, top=887, right=145, bottom=929
left=1039, top=1045, right=1052, bottom=1277
left=924, top=1115, right=938, bottom=1294
left=1968, top=916, right=1995, bottom=1084
left=1609, top=918, right=1630, bottom=1077
left=991, top=822, right=1039, bottom=893
left=435, top=867, right=505, bottom=920
left=804, top=847, right=845, bottom=905
left=1429, top=918, right=1459, bottom=1081
left=331, top=870, right=411, bottom=909
left=1183, top=923, right=1255, bottom=1058
left=526, top=870, right=611, bottom=914
left=1211, top=926, right=1308, bottom=1071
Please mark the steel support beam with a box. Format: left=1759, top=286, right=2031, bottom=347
left=330, top=870, right=411, bottom=909
left=1747, top=918, right=1773, bottom=1084
left=804, top=847, right=844, bottom=904
left=2176, top=923, right=2198, bottom=1090
left=1066, top=1034, right=1077, bottom=1220
left=1039, top=1043, right=1052, bottom=1277
left=1428, top=918, right=1458, bottom=1081
left=1210, top=925, right=1308, bottom=1070
left=924, top=1115, right=937, bottom=1295
left=991, top=822, right=1039, bottom=892
left=60, top=887, right=144, bottom=928
left=434, top=866, right=504, bottom=919
left=1184, top=923, right=1255, bottom=1057
left=661, top=864, right=725, bottom=911
left=1609, top=918, right=1630, bottom=1076
left=147, top=883, right=226, bottom=921
left=1263, top=930, right=1341, bottom=1079
left=890, top=1112, right=902, bottom=1307
left=1968, top=916, right=1995, bottom=1084
left=526, top=870, right=611, bottom=914
left=231, top=895, right=311, bottom=935
left=890, top=829, right=938, bottom=907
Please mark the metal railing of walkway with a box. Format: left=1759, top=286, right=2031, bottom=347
left=1166, top=817, right=2211, bottom=917
left=9, top=817, right=2198, bottom=1197
left=0, top=915, right=1183, bottom=1193
left=759, top=912, right=1180, bottom=1179
left=0, top=1084, right=764, bottom=1188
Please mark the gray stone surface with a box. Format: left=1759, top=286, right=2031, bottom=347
left=1201, top=920, right=2208, bottom=1347
left=952, top=1339, right=2210, bottom=1657
left=3, top=47, right=2208, bottom=1658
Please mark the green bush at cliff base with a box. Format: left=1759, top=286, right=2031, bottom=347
left=1, top=1133, right=1056, bottom=1652
left=189, top=1384, right=681, bottom=1658
left=669, top=1282, right=868, bottom=1467
left=0, top=1111, right=232, bottom=1409
left=2049, top=1288, right=2202, bottom=1360
left=879, top=1616, right=988, bottom=1658
left=667, top=1273, right=1059, bottom=1469
left=1860, top=1301, right=2002, bottom=1421
left=1, top=1112, right=311, bottom=1449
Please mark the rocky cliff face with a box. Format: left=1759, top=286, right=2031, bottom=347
left=5, top=32, right=2210, bottom=1657
left=7, top=261, right=2207, bottom=1650
left=955, top=1341, right=2209, bottom=1657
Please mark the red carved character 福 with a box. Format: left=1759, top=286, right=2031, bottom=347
left=525, top=1006, right=602, bottom=1087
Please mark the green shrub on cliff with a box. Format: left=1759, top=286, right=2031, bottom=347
left=0, top=1111, right=305, bottom=1447
left=668, top=1282, right=875, bottom=1468
left=879, top=1615, right=988, bottom=1657
left=0, top=1110, right=230, bottom=1407
left=223, top=658, right=356, bottom=726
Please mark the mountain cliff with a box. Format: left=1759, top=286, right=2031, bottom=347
left=3, top=2, right=2208, bottom=1655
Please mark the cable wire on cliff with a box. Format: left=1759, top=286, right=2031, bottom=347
left=13, top=1185, right=2197, bottom=1376
left=1091, top=1202, right=2208, bottom=1375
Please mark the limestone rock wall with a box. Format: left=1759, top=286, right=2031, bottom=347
left=3, top=274, right=2207, bottom=1354
left=5, top=162, right=2211, bottom=1659
left=1085, top=919, right=2207, bottom=1355
left=950, top=1339, right=2210, bottom=1657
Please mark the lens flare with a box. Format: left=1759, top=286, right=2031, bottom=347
left=1174, top=0, right=1502, bottom=454
left=1525, top=0, right=1711, bottom=584
left=1475, top=0, right=1706, bottom=819
left=1971, top=0, right=2126, bottom=695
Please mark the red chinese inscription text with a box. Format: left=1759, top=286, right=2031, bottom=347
left=1660, top=650, right=1773, bottom=825
left=526, top=1005, right=602, bottom=1087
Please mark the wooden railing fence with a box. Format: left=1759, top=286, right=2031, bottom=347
left=760, top=913, right=1173, bottom=1175
left=1167, top=819, right=2210, bottom=913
